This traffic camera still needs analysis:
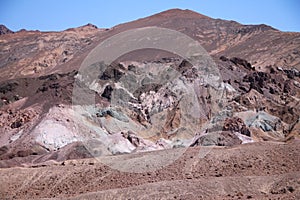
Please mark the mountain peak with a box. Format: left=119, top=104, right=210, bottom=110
left=154, top=8, right=210, bottom=19
left=83, top=23, right=98, bottom=29
left=0, top=25, right=14, bottom=35
left=64, top=23, right=99, bottom=32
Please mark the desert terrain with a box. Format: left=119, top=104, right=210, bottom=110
left=0, top=9, right=299, bottom=199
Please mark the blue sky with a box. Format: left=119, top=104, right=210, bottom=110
left=0, top=0, right=299, bottom=32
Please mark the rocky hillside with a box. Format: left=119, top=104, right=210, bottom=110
left=0, top=25, right=14, bottom=35
left=0, top=8, right=300, bottom=199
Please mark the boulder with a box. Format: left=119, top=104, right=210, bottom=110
left=230, top=57, right=253, bottom=71
left=101, top=85, right=113, bottom=100
left=236, top=111, right=285, bottom=137
left=96, top=107, right=129, bottom=122
left=191, top=131, right=242, bottom=147
left=223, top=117, right=251, bottom=136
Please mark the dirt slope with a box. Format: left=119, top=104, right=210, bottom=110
left=0, top=140, right=299, bottom=199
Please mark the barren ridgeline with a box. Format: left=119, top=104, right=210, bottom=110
left=0, top=9, right=299, bottom=199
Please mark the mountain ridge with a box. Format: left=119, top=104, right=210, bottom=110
left=1, top=8, right=298, bottom=81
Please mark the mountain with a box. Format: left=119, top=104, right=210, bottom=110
left=1, top=9, right=299, bottom=81
left=0, top=25, right=14, bottom=35
left=111, top=9, right=299, bottom=68
left=0, top=9, right=299, bottom=199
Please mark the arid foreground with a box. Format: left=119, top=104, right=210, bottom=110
left=0, top=140, right=299, bottom=199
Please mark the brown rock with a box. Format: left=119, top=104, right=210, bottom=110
left=223, top=117, right=251, bottom=136
left=191, top=131, right=242, bottom=147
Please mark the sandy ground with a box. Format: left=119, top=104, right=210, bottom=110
left=0, top=140, right=299, bottom=199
